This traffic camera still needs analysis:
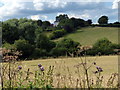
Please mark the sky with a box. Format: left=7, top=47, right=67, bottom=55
left=0, top=0, right=119, bottom=24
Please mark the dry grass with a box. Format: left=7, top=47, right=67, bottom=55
left=18, top=55, right=118, bottom=88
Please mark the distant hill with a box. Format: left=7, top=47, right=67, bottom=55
left=53, top=27, right=118, bottom=45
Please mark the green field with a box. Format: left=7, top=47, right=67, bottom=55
left=54, top=27, right=118, bottom=45
left=20, top=55, right=118, bottom=87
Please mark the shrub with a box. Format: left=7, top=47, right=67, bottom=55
left=92, top=38, right=114, bottom=55
left=31, top=48, right=47, bottom=59
left=50, top=47, right=67, bottom=57
left=53, top=38, right=80, bottom=57
left=36, top=34, right=56, bottom=52
left=3, top=43, right=16, bottom=51
left=50, top=29, right=66, bottom=39
left=14, top=39, right=34, bottom=59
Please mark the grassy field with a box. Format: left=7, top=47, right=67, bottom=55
left=19, top=55, right=118, bottom=87
left=22, top=55, right=118, bottom=75
left=54, top=27, right=118, bottom=45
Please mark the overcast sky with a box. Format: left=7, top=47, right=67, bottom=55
left=0, top=0, right=119, bottom=23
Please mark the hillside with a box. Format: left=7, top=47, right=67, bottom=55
left=54, top=27, right=118, bottom=45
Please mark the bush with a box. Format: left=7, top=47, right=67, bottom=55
left=3, top=43, right=16, bottom=51
left=50, top=47, right=67, bottom=57
left=92, top=38, right=114, bottom=55
left=56, top=38, right=80, bottom=56
left=31, top=48, right=47, bottom=59
left=50, top=29, right=66, bottom=39
left=36, top=34, right=56, bottom=52
left=14, top=39, right=34, bottom=59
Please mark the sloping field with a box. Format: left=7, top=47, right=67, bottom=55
left=54, top=27, right=118, bottom=45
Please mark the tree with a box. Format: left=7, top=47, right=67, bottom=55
left=35, top=34, right=56, bottom=52
left=18, top=22, right=37, bottom=44
left=49, top=29, right=66, bottom=39
left=93, top=38, right=113, bottom=55
left=98, top=16, right=108, bottom=24
left=56, top=14, right=69, bottom=22
left=57, top=38, right=80, bottom=57
left=86, top=19, right=92, bottom=25
left=42, top=21, right=51, bottom=30
left=37, top=20, right=42, bottom=26
left=58, top=19, right=74, bottom=32
left=14, top=39, right=34, bottom=59
left=2, top=22, right=19, bottom=44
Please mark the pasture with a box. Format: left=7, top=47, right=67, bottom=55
left=54, top=27, right=118, bottom=45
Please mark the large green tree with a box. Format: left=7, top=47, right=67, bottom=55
left=93, top=38, right=113, bottom=55
left=42, top=21, right=51, bottom=30
left=35, top=34, right=56, bottom=52
left=53, top=38, right=80, bottom=57
left=2, top=22, right=19, bottom=44
left=56, top=14, right=69, bottom=22
left=98, top=16, right=109, bottom=24
left=18, top=22, right=37, bottom=44
left=14, top=39, right=34, bottom=59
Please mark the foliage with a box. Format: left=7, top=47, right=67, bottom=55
left=98, top=16, right=109, bottom=25
left=35, top=34, right=56, bottom=52
left=14, top=39, right=34, bottom=59
left=42, top=21, right=51, bottom=30
left=91, top=38, right=114, bottom=55
left=50, top=29, right=67, bottom=39
left=55, top=14, right=69, bottom=22
left=86, top=19, right=92, bottom=25
left=2, top=22, right=19, bottom=44
left=57, top=38, right=80, bottom=56
left=18, top=21, right=37, bottom=44
left=37, top=19, right=42, bottom=26
left=31, top=48, right=47, bottom=59
left=50, top=47, right=67, bottom=57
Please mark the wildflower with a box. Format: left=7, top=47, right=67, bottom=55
left=18, top=66, right=22, bottom=70
left=96, top=66, right=103, bottom=72
left=38, top=64, right=42, bottom=67
left=98, top=67, right=103, bottom=72
left=96, top=66, right=99, bottom=70
left=40, top=66, right=44, bottom=71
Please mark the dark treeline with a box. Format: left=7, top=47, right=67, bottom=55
left=1, top=14, right=120, bottom=60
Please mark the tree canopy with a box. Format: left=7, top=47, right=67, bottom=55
left=98, top=16, right=108, bottom=24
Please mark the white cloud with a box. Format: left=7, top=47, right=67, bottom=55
left=48, top=19, right=54, bottom=23
left=33, top=0, right=67, bottom=10
left=47, top=0, right=67, bottom=8
left=0, top=0, right=117, bottom=23
left=57, top=13, right=67, bottom=16
left=33, top=0, right=44, bottom=10
left=112, top=0, right=120, bottom=9
left=57, top=13, right=91, bottom=20
left=68, top=13, right=90, bottom=19
left=31, top=15, right=48, bottom=20
left=0, top=1, right=25, bottom=20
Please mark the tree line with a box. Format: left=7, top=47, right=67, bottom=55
left=1, top=14, right=120, bottom=60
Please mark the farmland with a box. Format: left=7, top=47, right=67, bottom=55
left=54, top=27, right=118, bottom=45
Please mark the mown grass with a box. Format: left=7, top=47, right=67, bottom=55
left=54, top=27, right=118, bottom=45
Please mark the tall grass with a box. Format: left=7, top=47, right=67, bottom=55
left=1, top=48, right=119, bottom=88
